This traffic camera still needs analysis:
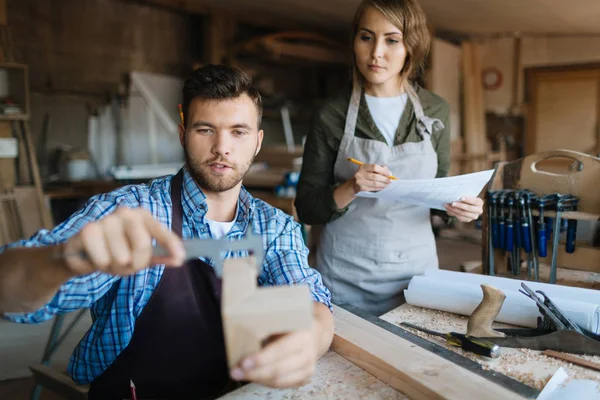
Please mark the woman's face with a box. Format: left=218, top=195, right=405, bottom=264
left=353, top=7, right=407, bottom=91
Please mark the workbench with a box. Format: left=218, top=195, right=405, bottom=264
left=221, top=303, right=600, bottom=399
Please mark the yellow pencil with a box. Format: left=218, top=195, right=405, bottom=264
left=347, top=158, right=398, bottom=180
left=178, top=104, right=184, bottom=125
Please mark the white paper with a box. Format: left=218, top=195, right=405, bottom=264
left=538, top=368, right=600, bottom=400
left=355, top=170, right=494, bottom=210
left=404, top=275, right=600, bottom=332
left=426, top=270, right=600, bottom=309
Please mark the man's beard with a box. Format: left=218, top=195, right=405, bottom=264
left=184, top=146, right=255, bottom=193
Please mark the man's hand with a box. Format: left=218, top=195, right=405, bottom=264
left=230, top=329, right=317, bottom=388
left=444, top=196, right=484, bottom=223
left=229, top=302, right=334, bottom=388
left=62, top=207, right=186, bottom=277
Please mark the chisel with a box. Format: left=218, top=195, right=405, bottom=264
left=400, top=322, right=501, bottom=358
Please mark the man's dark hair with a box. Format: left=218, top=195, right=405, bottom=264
left=182, top=64, right=263, bottom=128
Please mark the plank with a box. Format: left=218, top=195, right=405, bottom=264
left=19, top=121, right=53, bottom=229
left=219, top=350, right=408, bottom=399
left=331, top=305, right=523, bottom=400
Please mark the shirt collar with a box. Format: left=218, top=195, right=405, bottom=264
left=179, top=165, right=254, bottom=232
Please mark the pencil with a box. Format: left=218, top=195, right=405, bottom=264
left=178, top=104, right=184, bottom=125
left=130, top=379, right=138, bottom=400
left=346, top=158, right=398, bottom=180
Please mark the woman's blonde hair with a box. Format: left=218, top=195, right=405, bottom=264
left=351, top=0, right=430, bottom=85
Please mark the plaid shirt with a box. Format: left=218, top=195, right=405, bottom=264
left=0, top=167, right=332, bottom=384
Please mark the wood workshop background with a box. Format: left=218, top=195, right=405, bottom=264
left=0, top=0, right=600, bottom=386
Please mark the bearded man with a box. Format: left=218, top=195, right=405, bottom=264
left=0, top=64, right=334, bottom=400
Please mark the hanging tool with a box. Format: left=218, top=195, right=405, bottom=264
left=471, top=283, right=600, bottom=355
left=400, top=322, right=501, bottom=358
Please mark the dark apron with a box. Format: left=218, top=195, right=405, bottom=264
left=88, top=169, right=232, bottom=400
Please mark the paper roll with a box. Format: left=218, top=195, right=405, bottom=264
left=404, top=275, right=600, bottom=333
left=424, top=270, right=600, bottom=305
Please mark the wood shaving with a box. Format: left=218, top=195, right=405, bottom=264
left=383, top=305, right=600, bottom=390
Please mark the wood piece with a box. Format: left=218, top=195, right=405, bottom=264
left=10, top=120, right=31, bottom=185
left=19, top=121, right=52, bottom=229
left=221, top=257, right=312, bottom=368
left=467, top=284, right=506, bottom=338
left=543, top=350, right=600, bottom=372
left=331, top=305, right=523, bottom=400
left=218, top=350, right=408, bottom=399
left=29, top=365, right=89, bottom=400
left=461, top=41, right=487, bottom=173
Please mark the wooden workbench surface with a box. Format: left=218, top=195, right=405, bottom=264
left=219, top=350, right=408, bottom=399
left=380, top=304, right=600, bottom=390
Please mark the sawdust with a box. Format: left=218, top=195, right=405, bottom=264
left=384, top=304, right=600, bottom=390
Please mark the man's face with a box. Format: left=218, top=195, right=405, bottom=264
left=178, top=94, right=263, bottom=194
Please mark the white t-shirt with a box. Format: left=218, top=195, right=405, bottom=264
left=365, top=93, right=408, bottom=146
left=206, top=206, right=238, bottom=239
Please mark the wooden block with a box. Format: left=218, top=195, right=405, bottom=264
left=331, top=305, right=524, bottom=399
left=221, top=257, right=313, bottom=368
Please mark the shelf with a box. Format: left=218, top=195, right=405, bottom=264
left=530, top=209, right=599, bottom=221
left=0, top=114, right=29, bottom=121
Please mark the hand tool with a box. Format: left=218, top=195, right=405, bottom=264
left=471, top=282, right=600, bottom=355
left=486, top=191, right=496, bottom=276
left=58, top=232, right=265, bottom=278
left=400, top=322, right=501, bottom=358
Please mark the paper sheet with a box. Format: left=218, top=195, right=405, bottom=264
left=537, top=367, right=600, bottom=400
left=355, top=169, right=494, bottom=210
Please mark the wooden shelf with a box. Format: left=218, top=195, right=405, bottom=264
left=530, top=210, right=600, bottom=221
left=0, top=114, right=29, bottom=121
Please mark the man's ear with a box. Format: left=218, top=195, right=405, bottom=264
left=178, top=123, right=185, bottom=148
left=255, top=129, right=264, bottom=156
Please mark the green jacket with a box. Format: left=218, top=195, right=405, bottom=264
left=295, top=84, right=451, bottom=226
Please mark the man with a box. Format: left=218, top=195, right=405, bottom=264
left=0, top=64, right=334, bottom=399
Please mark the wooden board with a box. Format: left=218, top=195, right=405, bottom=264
left=525, top=65, right=600, bottom=156
left=219, top=350, right=408, bottom=399
left=330, top=305, right=522, bottom=400
left=380, top=304, right=600, bottom=391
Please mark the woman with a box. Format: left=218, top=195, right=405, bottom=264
left=295, top=0, right=484, bottom=316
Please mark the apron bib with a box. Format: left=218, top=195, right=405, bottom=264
left=316, top=82, right=443, bottom=316
left=88, top=170, right=233, bottom=400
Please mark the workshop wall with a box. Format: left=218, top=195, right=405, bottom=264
left=6, top=0, right=198, bottom=175
left=479, top=36, right=600, bottom=114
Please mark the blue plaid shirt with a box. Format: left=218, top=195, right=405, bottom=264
left=0, top=167, right=332, bottom=384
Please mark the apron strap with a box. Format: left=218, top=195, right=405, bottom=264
left=402, top=81, right=445, bottom=139
left=171, top=168, right=184, bottom=238
left=344, top=79, right=445, bottom=142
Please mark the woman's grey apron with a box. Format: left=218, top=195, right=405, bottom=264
left=316, top=82, right=444, bottom=316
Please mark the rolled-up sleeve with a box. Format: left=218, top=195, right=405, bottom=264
left=259, top=217, right=333, bottom=312
left=0, top=192, right=133, bottom=323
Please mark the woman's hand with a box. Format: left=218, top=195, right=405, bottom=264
left=444, top=196, right=484, bottom=223
left=333, top=164, right=393, bottom=209
left=351, top=163, right=393, bottom=194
